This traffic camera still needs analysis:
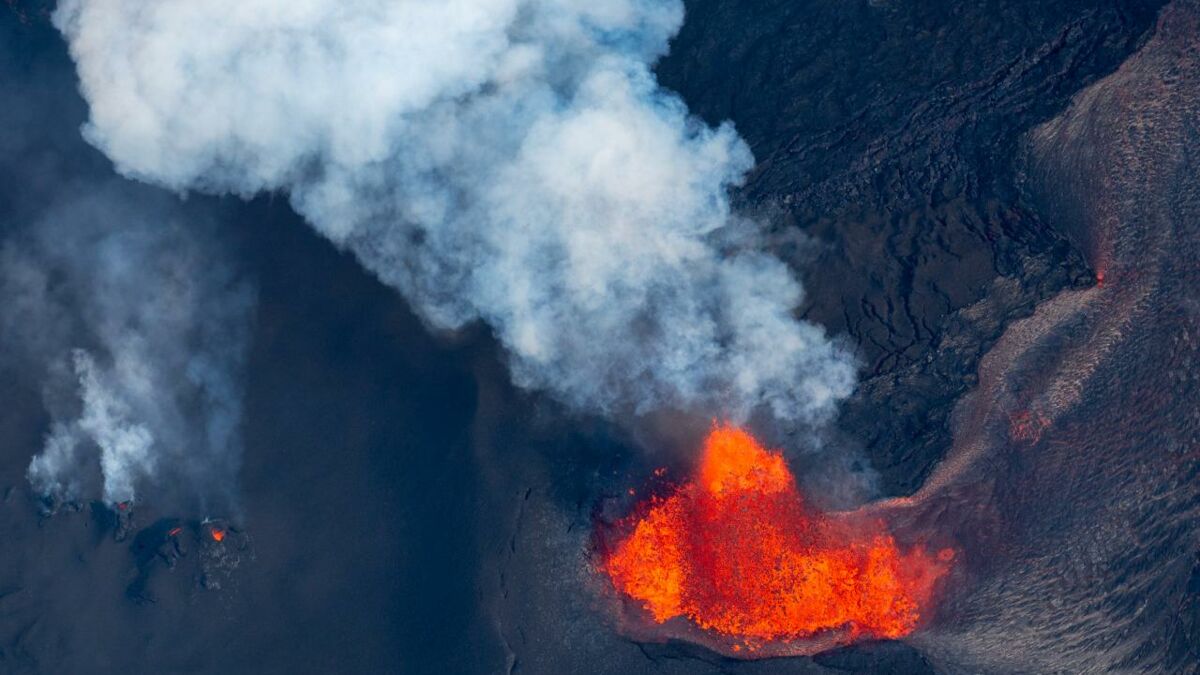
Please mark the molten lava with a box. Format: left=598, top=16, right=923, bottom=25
left=602, top=425, right=952, bottom=652
left=210, top=527, right=226, bottom=542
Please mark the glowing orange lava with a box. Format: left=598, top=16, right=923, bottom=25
left=210, top=527, right=226, bottom=542
left=602, top=425, right=952, bottom=651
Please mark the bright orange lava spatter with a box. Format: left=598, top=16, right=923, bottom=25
left=602, top=425, right=952, bottom=650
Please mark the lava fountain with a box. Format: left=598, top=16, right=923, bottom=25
left=598, top=425, right=954, bottom=657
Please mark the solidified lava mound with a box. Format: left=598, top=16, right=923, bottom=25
left=599, top=425, right=953, bottom=656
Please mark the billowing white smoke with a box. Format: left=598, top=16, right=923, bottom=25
left=0, top=186, right=255, bottom=510
left=56, top=0, right=856, bottom=424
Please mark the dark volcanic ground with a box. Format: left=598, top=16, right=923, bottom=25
left=1, top=1, right=1196, bottom=673
left=658, top=0, right=1164, bottom=496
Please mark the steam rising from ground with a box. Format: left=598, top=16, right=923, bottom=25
left=55, top=0, right=856, bottom=425
left=0, top=186, right=255, bottom=511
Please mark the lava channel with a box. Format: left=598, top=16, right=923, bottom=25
left=598, top=424, right=953, bottom=657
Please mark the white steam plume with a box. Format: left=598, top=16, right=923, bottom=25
left=55, top=0, right=856, bottom=425
left=0, top=186, right=255, bottom=510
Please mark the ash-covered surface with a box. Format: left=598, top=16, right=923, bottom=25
left=1, top=1, right=1196, bottom=674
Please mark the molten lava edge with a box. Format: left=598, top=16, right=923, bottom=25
left=601, top=425, right=953, bottom=654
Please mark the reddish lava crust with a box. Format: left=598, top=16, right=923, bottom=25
left=599, top=425, right=953, bottom=655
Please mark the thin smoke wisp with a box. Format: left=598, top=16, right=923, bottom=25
left=0, top=185, right=255, bottom=512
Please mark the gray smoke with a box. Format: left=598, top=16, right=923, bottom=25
left=0, top=184, right=255, bottom=511
left=55, top=0, right=856, bottom=426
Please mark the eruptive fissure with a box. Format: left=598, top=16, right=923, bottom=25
left=600, top=425, right=953, bottom=655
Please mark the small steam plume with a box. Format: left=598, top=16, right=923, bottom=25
left=54, top=0, right=856, bottom=427
left=0, top=184, right=255, bottom=513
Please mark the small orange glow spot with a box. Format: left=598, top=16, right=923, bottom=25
left=167, top=527, right=183, bottom=537
left=603, top=424, right=953, bottom=647
left=1096, top=270, right=1106, bottom=288
left=1009, top=409, right=1050, bottom=444
left=210, top=528, right=226, bottom=542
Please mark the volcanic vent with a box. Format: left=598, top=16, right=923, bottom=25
left=597, top=425, right=953, bottom=657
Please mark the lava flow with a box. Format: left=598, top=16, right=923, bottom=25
left=599, top=425, right=953, bottom=655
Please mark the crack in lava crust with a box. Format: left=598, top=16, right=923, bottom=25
left=598, top=425, right=954, bottom=657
